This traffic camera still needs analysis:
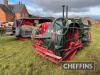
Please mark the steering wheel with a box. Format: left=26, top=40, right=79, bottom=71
left=53, top=18, right=67, bottom=28
left=52, top=18, right=69, bottom=36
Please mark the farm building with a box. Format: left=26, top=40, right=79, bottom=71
left=0, top=0, right=29, bottom=23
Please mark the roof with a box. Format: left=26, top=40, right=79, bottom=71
left=0, top=4, right=27, bottom=15
left=0, top=4, right=13, bottom=15
left=17, top=17, right=53, bottom=22
left=8, top=4, right=27, bottom=13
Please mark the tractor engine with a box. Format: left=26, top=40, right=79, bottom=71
left=31, top=6, right=91, bottom=64
left=32, top=18, right=91, bottom=63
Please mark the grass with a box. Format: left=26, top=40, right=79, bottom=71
left=0, top=26, right=100, bottom=75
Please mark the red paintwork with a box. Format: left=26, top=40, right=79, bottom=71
left=32, top=25, right=83, bottom=64
left=33, top=44, right=61, bottom=64
left=21, top=21, right=33, bottom=26
left=18, top=37, right=30, bottom=41
left=34, top=22, right=51, bottom=37
left=41, top=23, right=49, bottom=34
left=33, top=41, right=83, bottom=64
left=32, top=36, right=83, bottom=64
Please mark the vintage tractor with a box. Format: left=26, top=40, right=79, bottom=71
left=13, top=18, right=52, bottom=40
left=31, top=6, right=91, bottom=64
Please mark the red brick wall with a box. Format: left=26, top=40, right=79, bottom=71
left=15, top=13, right=21, bottom=19
left=0, top=8, right=15, bottom=22
left=6, top=14, right=15, bottom=22
left=0, top=8, right=7, bottom=22
left=0, top=6, right=29, bottom=22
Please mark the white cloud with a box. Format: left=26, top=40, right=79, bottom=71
left=23, top=0, right=100, bottom=19
left=1, top=0, right=99, bottom=19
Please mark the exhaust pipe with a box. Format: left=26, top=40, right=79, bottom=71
left=66, top=5, right=68, bottom=19
left=62, top=5, right=65, bottom=18
left=62, top=5, right=68, bottom=19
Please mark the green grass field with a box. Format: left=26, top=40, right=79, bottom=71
left=0, top=26, right=100, bottom=75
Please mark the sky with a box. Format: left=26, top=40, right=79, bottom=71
left=0, top=0, right=100, bottom=19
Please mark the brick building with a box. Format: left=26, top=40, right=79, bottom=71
left=0, top=0, right=29, bottom=23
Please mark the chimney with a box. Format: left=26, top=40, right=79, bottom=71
left=19, top=1, right=22, bottom=5
left=3, top=0, right=8, bottom=6
left=19, top=1, right=21, bottom=5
